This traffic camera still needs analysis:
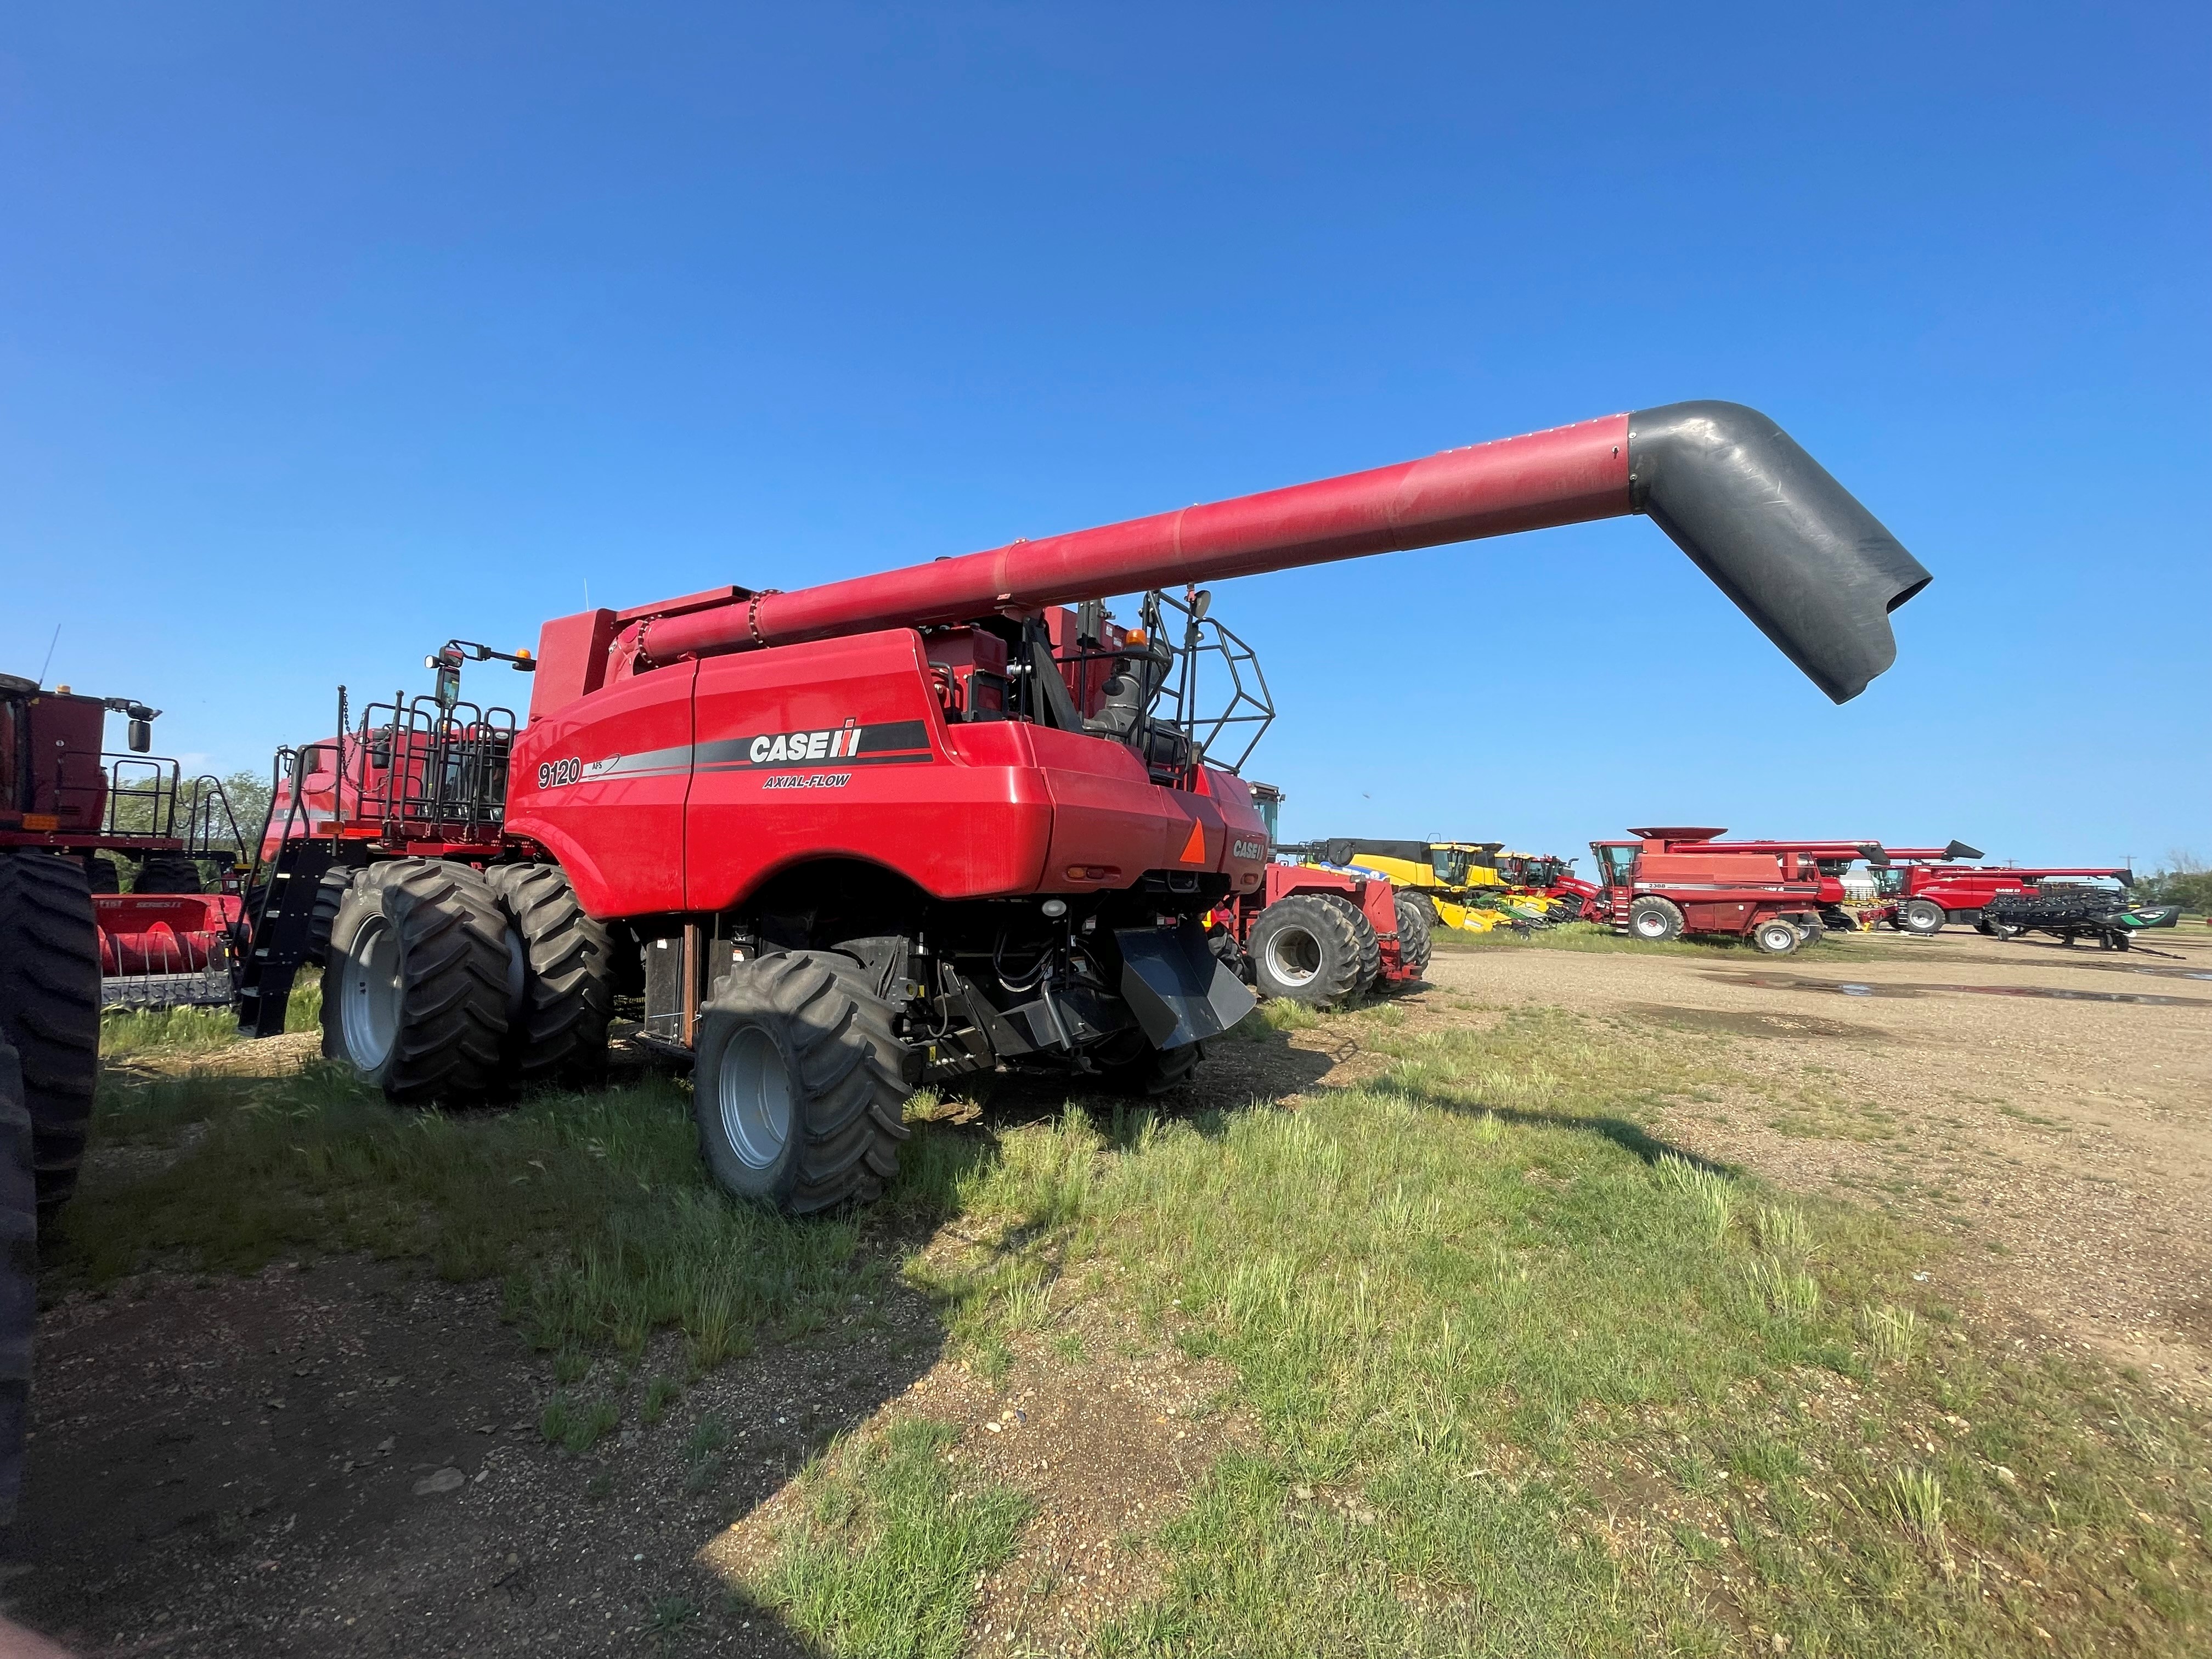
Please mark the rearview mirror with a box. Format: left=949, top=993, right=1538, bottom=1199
left=127, top=718, right=151, bottom=753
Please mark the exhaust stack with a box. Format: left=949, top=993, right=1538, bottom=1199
left=630, top=401, right=1929, bottom=702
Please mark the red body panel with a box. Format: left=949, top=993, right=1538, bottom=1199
left=505, top=661, right=696, bottom=917
left=0, top=690, right=108, bottom=839
left=506, top=629, right=1269, bottom=919
left=1593, top=831, right=1824, bottom=938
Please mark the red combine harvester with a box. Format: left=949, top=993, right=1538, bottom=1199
left=1590, top=829, right=1876, bottom=953
left=0, top=673, right=248, bottom=1214
left=1869, top=848, right=2132, bottom=935
left=219, top=401, right=1927, bottom=1212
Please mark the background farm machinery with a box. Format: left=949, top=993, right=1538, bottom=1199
left=1589, top=829, right=1887, bottom=953
left=1866, top=850, right=2136, bottom=935
left=1982, top=887, right=2181, bottom=949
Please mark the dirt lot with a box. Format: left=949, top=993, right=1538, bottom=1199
left=1424, top=927, right=2212, bottom=1397
left=7, top=922, right=2208, bottom=1654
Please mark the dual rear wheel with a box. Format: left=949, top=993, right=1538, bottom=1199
left=321, top=857, right=615, bottom=1102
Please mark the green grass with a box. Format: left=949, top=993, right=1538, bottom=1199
left=55, top=1059, right=877, bottom=1364
left=742, top=1418, right=1030, bottom=1659
left=99, top=971, right=320, bottom=1056
left=893, top=1007, right=2212, bottom=1656
left=71, top=989, right=2210, bottom=1656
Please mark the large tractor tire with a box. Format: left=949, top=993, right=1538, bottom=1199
left=321, top=858, right=515, bottom=1104
left=1752, top=918, right=1802, bottom=955
left=1406, top=890, right=1440, bottom=926
left=1627, top=895, right=1686, bottom=943
left=1898, top=898, right=1947, bottom=936
left=85, top=856, right=119, bottom=895
left=1097, top=1032, right=1205, bottom=1096
left=483, top=862, right=615, bottom=1086
left=1246, top=894, right=1363, bottom=1008
left=131, top=852, right=203, bottom=895
left=0, top=851, right=99, bottom=1220
left=0, top=1034, right=37, bottom=1525
left=1319, top=894, right=1383, bottom=991
left=1393, top=893, right=1434, bottom=977
left=691, top=951, right=912, bottom=1213
left=306, top=864, right=366, bottom=967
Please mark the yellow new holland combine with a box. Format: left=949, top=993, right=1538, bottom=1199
left=1300, top=839, right=1555, bottom=932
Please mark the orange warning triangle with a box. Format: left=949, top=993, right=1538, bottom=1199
left=1177, top=820, right=1207, bottom=864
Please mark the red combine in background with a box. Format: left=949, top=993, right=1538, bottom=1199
left=207, top=400, right=1929, bottom=1212
left=1589, top=828, right=1883, bottom=953
left=1869, top=847, right=2132, bottom=935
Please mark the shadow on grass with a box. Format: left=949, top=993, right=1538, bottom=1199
left=1376, top=1080, right=1736, bottom=1175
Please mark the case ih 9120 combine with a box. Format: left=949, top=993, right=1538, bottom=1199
left=208, top=401, right=1929, bottom=1215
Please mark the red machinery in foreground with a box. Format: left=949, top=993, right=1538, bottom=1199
left=1, top=673, right=251, bottom=1212
left=228, top=401, right=1927, bottom=1212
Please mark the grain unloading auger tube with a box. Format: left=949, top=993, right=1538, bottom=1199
left=623, top=400, right=1930, bottom=703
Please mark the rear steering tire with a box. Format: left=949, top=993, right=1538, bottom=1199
left=691, top=951, right=913, bottom=1213
left=1246, top=895, right=1362, bottom=1009
left=1627, top=895, right=1686, bottom=943
left=1098, top=1034, right=1205, bottom=1096
left=0, top=851, right=100, bottom=1221
left=321, top=858, right=515, bottom=1104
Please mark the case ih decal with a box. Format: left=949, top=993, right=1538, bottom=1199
left=701, top=719, right=932, bottom=771
left=534, top=720, right=934, bottom=791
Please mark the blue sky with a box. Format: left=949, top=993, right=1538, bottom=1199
left=4, top=3, right=2205, bottom=871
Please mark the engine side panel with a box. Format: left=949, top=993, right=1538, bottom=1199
left=682, top=631, right=1052, bottom=911
left=507, top=661, right=697, bottom=916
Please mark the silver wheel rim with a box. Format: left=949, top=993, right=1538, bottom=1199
left=1263, top=926, right=1322, bottom=989
left=719, top=1026, right=793, bottom=1171
left=340, top=914, right=403, bottom=1070
left=1634, top=912, right=1667, bottom=939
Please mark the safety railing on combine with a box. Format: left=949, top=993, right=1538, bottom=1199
left=1047, top=586, right=1276, bottom=786
left=347, top=690, right=517, bottom=834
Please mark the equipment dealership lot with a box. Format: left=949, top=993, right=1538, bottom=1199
left=12, top=926, right=2208, bottom=1656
